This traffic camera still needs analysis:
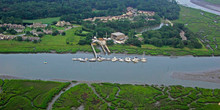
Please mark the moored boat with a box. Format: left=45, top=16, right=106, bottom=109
left=141, top=58, right=147, bottom=63
left=112, top=57, right=118, bottom=62
left=125, top=57, right=131, bottom=62
left=132, top=57, right=139, bottom=63
left=89, top=58, right=96, bottom=62
left=118, top=58, right=124, bottom=62
left=72, top=58, right=78, bottom=61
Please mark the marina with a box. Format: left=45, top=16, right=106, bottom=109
left=72, top=57, right=147, bottom=63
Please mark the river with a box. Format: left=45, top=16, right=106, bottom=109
left=135, top=23, right=165, bottom=33
left=176, top=0, right=220, bottom=15
left=0, top=53, right=220, bottom=89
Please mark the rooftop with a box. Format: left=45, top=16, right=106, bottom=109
left=111, top=32, right=125, bottom=36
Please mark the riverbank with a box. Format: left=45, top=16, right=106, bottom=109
left=172, top=69, right=220, bottom=84
left=191, top=0, right=220, bottom=12
left=0, top=79, right=219, bottom=110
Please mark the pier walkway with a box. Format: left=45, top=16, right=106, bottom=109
left=91, top=44, right=98, bottom=58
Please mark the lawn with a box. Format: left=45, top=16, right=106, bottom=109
left=23, top=17, right=60, bottom=24
left=108, top=43, right=211, bottom=56
left=0, top=27, right=93, bottom=53
left=0, top=79, right=70, bottom=110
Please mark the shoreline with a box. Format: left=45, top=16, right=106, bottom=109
left=191, top=0, right=220, bottom=13
left=1, top=73, right=220, bottom=89
left=0, top=51, right=218, bottom=57
left=172, top=69, right=220, bottom=84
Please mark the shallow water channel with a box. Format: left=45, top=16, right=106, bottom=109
left=0, top=53, right=220, bottom=89
left=176, top=0, right=220, bottom=15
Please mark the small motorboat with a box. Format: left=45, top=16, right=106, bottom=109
left=80, top=58, right=87, bottom=62
left=141, top=58, right=147, bottom=63
left=132, top=57, right=139, bottom=63
left=118, top=58, right=124, bottom=62
left=125, top=57, right=131, bottom=62
left=89, top=58, right=96, bottom=62
left=111, top=57, right=118, bottom=62
left=97, top=58, right=103, bottom=62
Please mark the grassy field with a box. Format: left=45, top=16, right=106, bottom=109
left=0, top=79, right=70, bottom=110
left=23, top=17, right=60, bottom=24
left=53, top=82, right=220, bottom=110
left=0, top=79, right=219, bottom=110
left=173, top=6, right=220, bottom=55
left=53, top=83, right=108, bottom=110
left=108, top=43, right=211, bottom=56
left=205, top=0, right=220, bottom=4
left=0, top=27, right=94, bottom=53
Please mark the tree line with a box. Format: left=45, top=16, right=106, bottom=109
left=0, top=0, right=180, bottom=23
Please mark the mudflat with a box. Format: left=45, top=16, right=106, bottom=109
left=172, top=69, right=220, bottom=83
left=191, top=0, right=220, bottom=12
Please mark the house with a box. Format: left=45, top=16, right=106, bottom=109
left=0, top=24, right=25, bottom=29
left=56, top=21, right=71, bottom=27
left=0, top=24, right=25, bottom=33
left=83, top=7, right=155, bottom=23
left=138, top=11, right=155, bottom=16
left=43, top=29, right=53, bottom=34
left=30, top=30, right=44, bottom=36
left=0, top=34, right=16, bottom=40
left=111, top=32, right=128, bottom=44
left=29, top=23, right=47, bottom=28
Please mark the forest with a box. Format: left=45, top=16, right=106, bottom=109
left=143, top=24, right=202, bottom=48
left=0, top=0, right=180, bottom=23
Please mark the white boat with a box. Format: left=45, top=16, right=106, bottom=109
left=125, top=57, right=131, bottom=62
left=44, top=61, right=48, bottom=64
left=89, top=58, right=96, bottom=62
left=97, top=58, right=103, bottom=62
left=132, top=57, right=139, bottom=63
left=80, top=58, right=87, bottom=62
left=72, top=58, right=78, bottom=61
left=112, top=57, right=118, bottom=62
left=118, top=58, right=124, bottom=62
left=100, top=57, right=106, bottom=61
left=141, top=58, right=147, bottom=63
left=141, top=51, right=147, bottom=63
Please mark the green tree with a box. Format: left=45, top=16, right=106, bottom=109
left=61, top=32, right=66, bottom=36
left=52, top=30, right=59, bottom=36
left=16, top=36, right=23, bottom=41
left=107, top=40, right=114, bottom=45
left=7, top=29, right=17, bottom=35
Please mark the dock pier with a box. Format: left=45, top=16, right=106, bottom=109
left=104, top=45, right=111, bottom=54
left=99, top=43, right=107, bottom=54
left=91, top=43, right=98, bottom=58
